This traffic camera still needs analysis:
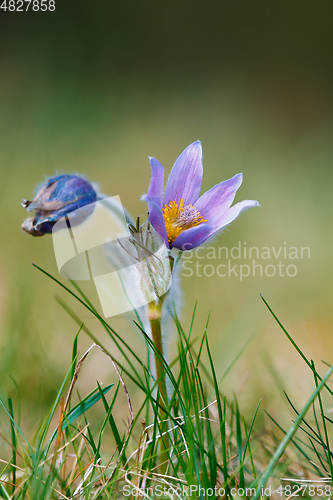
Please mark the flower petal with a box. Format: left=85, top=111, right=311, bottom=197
left=148, top=157, right=164, bottom=206
left=195, top=173, right=243, bottom=225
left=215, top=199, right=260, bottom=229
left=28, top=175, right=97, bottom=213
left=141, top=194, right=169, bottom=247
left=163, top=141, right=203, bottom=207
left=22, top=174, right=98, bottom=236
left=172, top=223, right=214, bottom=251
left=203, top=199, right=260, bottom=240
left=172, top=198, right=260, bottom=250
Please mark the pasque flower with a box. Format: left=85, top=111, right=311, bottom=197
left=142, top=141, right=259, bottom=250
left=21, top=174, right=97, bottom=236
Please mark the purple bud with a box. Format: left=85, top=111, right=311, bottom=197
left=21, top=174, right=97, bottom=236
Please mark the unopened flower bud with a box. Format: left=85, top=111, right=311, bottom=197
left=21, top=174, right=97, bottom=236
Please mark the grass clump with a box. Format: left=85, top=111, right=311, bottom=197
left=0, top=271, right=333, bottom=499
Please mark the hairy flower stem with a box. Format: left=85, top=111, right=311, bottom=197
left=149, top=318, right=168, bottom=407
left=148, top=301, right=169, bottom=470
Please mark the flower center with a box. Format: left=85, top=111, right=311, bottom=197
left=162, top=199, right=207, bottom=245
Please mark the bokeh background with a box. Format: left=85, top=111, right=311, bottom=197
left=1, top=1, right=333, bottom=434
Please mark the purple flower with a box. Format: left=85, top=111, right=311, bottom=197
left=142, top=141, right=259, bottom=250
left=21, top=174, right=97, bottom=236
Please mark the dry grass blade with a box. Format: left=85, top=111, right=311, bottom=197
left=0, top=432, right=23, bottom=460
left=64, top=343, right=134, bottom=497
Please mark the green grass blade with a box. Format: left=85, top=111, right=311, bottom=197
left=253, top=362, right=333, bottom=500
left=243, top=418, right=257, bottom=480
left=283, top=391, right=326, bottom=446
left=205, top=332, right=230, bottom=497
left=97, top=382, right=126, bottom=465
left=7, top=398, right=16, bottom=495
left=218, top=334, right=255, bottom=386
left=49, top=384, right=113, bottom=443
left=34, top=265, right=147, bottom=388
left=71, top=323, right=83, bottom=381
left=261, top=295, right=333, bottom=396
left=56, top=296, right=148, bottom=393
left=0, top=396, right=33, bottom=456
left=264, top=410, right=323, bottom=476
left=235, top=399, right=244, bottom=489
left=242, top=399, right=261, bottom=463
left=312, top=360, right=333, bottom=481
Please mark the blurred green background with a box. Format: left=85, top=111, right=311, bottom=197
left=1, top=0, right=333, bottom=431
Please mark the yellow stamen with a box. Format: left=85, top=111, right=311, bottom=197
left=162, top=199, right=207, bottom=245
